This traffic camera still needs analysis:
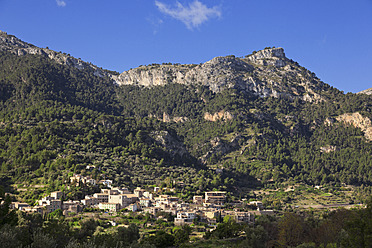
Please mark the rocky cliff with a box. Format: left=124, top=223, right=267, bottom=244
left=336, top=112, right=372, bottom=141
left=117, top=47, right=328, bottom=101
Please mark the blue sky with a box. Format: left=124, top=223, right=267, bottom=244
left=0, top=0, right=371, bottom=93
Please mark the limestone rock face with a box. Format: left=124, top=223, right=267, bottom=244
left=117, top=55, right=254, bottom=93
left=161, top=112, right=188, bottom=123
left=0, top=30, right=117, bottom=81
left=358, top=87, right=372, bottom=95
left=324, top=117, right=336, bottom=126
left=246, top=47, right=286, bottom=67
left=116, top=47, right=328, bottom=102
left=204, top=110, right=233, bottom=122
left=320, top=145, right=338, bottom=153
left=336, top=112, right=372, bottom=141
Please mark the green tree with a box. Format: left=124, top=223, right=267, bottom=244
left=239, top=225, right=268, bottom=248
left=0, top=187, right=16, bottom=226
left=174, top=225, right=192, bottom=245
left=208, top=218, right=242, bottom=239
left=143, top=230, right=175, bottom=248
left=278, top=213, right=308, bottom=247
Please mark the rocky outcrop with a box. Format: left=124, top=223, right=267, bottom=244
left=358, top=87, right=372, bottom=95
left=204, top=110, right=233, bottom=122
left=200, top=134, right=244, bottom=163
left=150, top=131, right=189, bottom=158
left=172, top=116, right=189, bottom=123
left=0, top=30, right=117, bottom=81
left=148, top=113, right=188, bottom=123
left=320, top=145, right=338, bottom=153
left=336, top=112, right=372, bottom=141
left=116, top=47, right=328, bottom=101
left=117, top=55, right=254, bottom=93
left=246, top=47, right=286, bottom=67
left=324, top=117, right=336, bottom=126
left=161, top=112, right=189, bottom=123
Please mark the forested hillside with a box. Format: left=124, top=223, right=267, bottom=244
left=0, top=33, right=372, bottom=205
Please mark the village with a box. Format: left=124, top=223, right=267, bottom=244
left=10, top=173, right=275, bottom=226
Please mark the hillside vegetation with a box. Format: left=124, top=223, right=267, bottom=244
left=0, top=47, right=371, bottom=205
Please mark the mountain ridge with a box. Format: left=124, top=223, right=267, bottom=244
left=0, top=30, right=119, bottom=80
left=116, top=46, right=330, bottom=102
left=1, top=31, right=329, bottom=102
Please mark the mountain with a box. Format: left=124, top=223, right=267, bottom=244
left=0, top=30, right=329, bottom=101
left=117, top=47, right=328, bottom=102
left=1, top=31, right=372, bottom=204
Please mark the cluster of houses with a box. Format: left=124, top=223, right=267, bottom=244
left=10, top=175, right=273, bottom=225
left=69, top=174, right=97, bottom=187
left=11, top=191, right=84, bottom=216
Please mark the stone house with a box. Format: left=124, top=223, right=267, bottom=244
left=127, top=203, right=141, bottom=212
left=62, top=200, right=83, bottom=215
left=205, top=191, right=226, bottom=205
left=93, top=193, right=109, bottom=203
left=108, top=194, right=132, bottom=209
left=140, top=198, right=152, bottom=208
left=174, top=211, right=196, bottom=226
left=193, top=195, right=203, bottom=205
left=99, top=202, right=120, bottom=212
left=81, top=195, right=98, bottom=207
